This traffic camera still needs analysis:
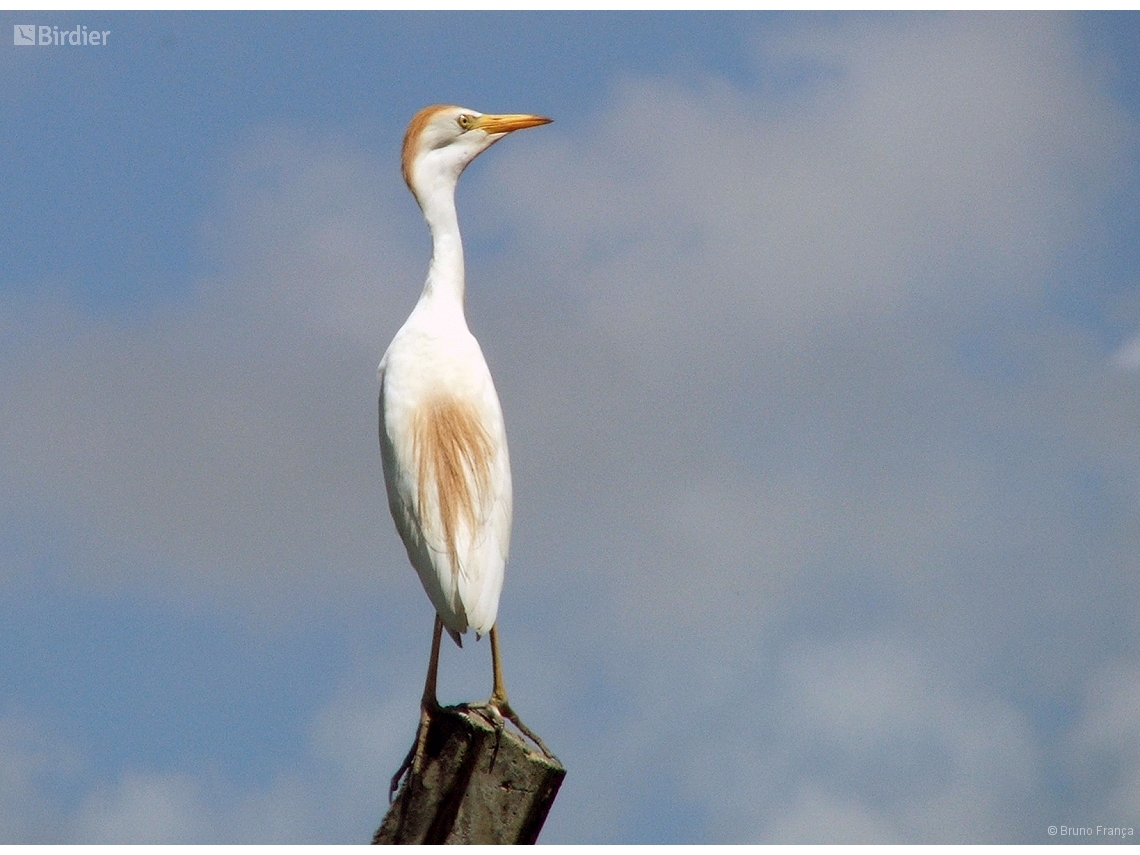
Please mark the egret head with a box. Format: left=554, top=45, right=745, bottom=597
left=401, top=105, right=551, bottom=207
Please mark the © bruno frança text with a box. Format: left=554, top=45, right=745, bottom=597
left=1048, top=825, right=1134, bottom=838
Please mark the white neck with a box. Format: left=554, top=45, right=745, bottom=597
left=415, top=172, right=467, bottom=326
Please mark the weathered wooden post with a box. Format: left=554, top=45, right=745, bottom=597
left=374, top=706, right=565, bottom=844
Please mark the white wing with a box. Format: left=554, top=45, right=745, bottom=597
left=379, top=325, right=511, bottom=641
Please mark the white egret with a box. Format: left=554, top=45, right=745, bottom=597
left=378, top=104, right=553, bottom=795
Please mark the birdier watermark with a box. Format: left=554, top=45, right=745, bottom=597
left=1047, top=824, right=1134, bottom=839
left=14, top=24, right=110, bottom=46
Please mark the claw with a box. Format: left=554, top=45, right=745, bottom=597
left=389, top=700, right=437, bottom=802
left=478, top=625, right=560, bottom=765
left=499, top=699, right=558, bottom=763
left=465, top=696, right=559, bottom=766
left=391, top=617, right=446, bottom=802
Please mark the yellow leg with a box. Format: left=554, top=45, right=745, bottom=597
left=422, top=614, right=444, bottom=708
left=489, top=623, right=508, bottom=706
left=482, top=624, right=555, bottom=759
left=389, top=615, right=444, bottom=801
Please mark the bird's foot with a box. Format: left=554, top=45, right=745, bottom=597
left=389, top=699, right=439, bottom=803
left=464, top=695, right=559, bottom=766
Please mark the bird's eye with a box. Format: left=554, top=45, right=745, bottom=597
left=457, top=114, right=473, bottom=130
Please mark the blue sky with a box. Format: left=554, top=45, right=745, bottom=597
left=3, top=11, right=1140, bottom=844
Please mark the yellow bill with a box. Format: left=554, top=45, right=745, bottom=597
left=472, top=113, right=552, bottom=134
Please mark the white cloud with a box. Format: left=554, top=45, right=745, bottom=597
left=762, top=786, right=899, bottom=844
left=487, top=15, right=1125, bottom=382
left=763, top=639, right=1039, bottom=842
left=0, top=133, right=425, bottom=624
left=61, top=657, right=423, bottom=844
left=1071, top=660, right=1140, bottom=820
left=71, top=771, right=211, bottom=844
left=0, top=716, right=74, bottom=843
left=1113, top=333, right=1140, bottom=371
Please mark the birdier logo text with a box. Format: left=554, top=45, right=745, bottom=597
left=14, top=25, right=110, bottom=46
